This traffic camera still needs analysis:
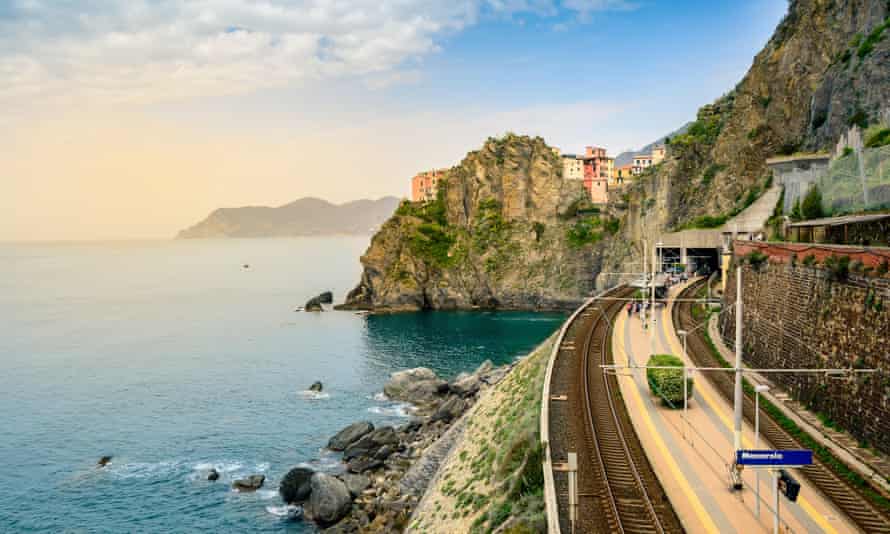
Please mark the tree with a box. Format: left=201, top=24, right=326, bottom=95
left=790, top=198, right=802, bottom=221
left=800, top=185, right=824, bottom=220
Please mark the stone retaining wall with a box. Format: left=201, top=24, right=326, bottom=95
left=720, top=259, right=890, bottom=454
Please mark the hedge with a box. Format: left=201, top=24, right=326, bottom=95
left=646, top=354, right=694, bottom=407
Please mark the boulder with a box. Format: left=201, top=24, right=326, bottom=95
left=346, top=457, right=384, bottom=474
left=232, top=474, right=265, bottom=492
left=328, top=421, right=374, bottom=451
left=309, top=381, right=323, bottom=392
left=338, top=473, right=371, bottom=497
left=97, top=455, right=112, bottom=467
left=450, top=373, right=481, bottom=397
left=304, top=473, right=353, bottom=527
left=305, top=296, right=324, bottom=312
left=207, top=468, right=220, bottom=481
left=317, top=291, right=334, bottom=304
left=383, top=367, right=447, bottom=403
left=280, top=467, right=314, bottom=504
left=343, top=427, right=398, bottom=461
left=431, top=395, right=468, bottom=423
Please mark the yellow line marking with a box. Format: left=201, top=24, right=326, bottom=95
left=658, top=299, right=838, bottom=534
left=614, top=312, right=721, bottom=534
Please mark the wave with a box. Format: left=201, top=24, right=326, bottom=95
left=297, top=449, right=342, bottom=473
left=266, top=504, right=302, bottom=519
left=367, top=403, right=413, bottom=418
left=371, top=392, right=389, bottom=402
left=297, top=390, right=331, bottom=400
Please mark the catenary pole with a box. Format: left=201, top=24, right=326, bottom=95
left=733, top=266, right=743, bottom=452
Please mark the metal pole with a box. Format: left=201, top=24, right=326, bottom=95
left=773, top=470, right=780, bottom=534
left=734, top=266, right=743, bottom=452
left=756, top=392, right=761, bottom=519
left=683, top=365, right=688, bottom=440
left=650, top=242, right=656, bottom=357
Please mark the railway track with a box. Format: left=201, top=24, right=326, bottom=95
left=674, top=279, right=890, bottom=533
left=548, top=286, right=683, bottom=533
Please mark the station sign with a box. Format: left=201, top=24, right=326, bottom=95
left=736, top=449, right=813, bottom=466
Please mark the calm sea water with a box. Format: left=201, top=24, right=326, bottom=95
left=0, top=238, right=563, bottom=532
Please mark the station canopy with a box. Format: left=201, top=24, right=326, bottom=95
left=786, top=213, right=890, bottom=228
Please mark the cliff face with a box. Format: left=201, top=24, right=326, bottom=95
left=343, top=0, right=890, bottom=309
left=620, top=0, right=890, bottom=236
left=340, top=135, right=612, bottom=311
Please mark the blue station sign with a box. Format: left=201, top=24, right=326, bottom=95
left=736, top=449, right=813, bottom=466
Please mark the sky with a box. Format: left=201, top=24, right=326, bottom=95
left=1, top=0, right=789, bottom=241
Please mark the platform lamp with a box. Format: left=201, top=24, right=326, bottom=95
left=754, top=383, right=770, bottom=519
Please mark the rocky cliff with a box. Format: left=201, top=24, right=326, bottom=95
left=343, top=0, right=890, bottom=309
left=339, top=135, right=616, bottom=311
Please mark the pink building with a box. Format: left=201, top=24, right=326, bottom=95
left=582, top=146, right=612, bottom=203
left=411, top=170, right=445, bottom=202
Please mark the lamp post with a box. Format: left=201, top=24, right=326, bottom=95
left=755, top=384, right=770, bottom=519
left=678, top=329, right=689, bottom=439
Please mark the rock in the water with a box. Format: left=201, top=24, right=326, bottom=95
left=328, top=421, right=374, bottom=451
left=280, top=467, right=314, bottom=504
left=97, top=455, right=112, bottom=467
left=343, top=427, right=398, bottom=461
left=383, top=367, right=447, bottom=403
left=431, top=395, right=468, bottom=423
left=309, top=381, right=323, bottom=392
left=232, top=474, right=265, bottom=492
left=338, top=473, right=371, bottom=497
left=304, top=473, right=352, bottom=527
left=317, top=291, right=333, bottom=304
left=305, top=296, right=324, bottom=312
left=346, top=457, right=384, bottom=474
left=207, top=468, right=220, bottom=481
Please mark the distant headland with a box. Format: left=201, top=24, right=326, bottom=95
left=176, top=196, right=401, bottom=238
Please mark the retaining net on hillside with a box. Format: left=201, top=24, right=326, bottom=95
left=818, top=145, right=890, bottom=214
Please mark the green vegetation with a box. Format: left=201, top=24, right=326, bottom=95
left=756, top=95, right=772, bottom=109
left=800, top=184, right=825, bottom=220
left=399, top=180, right=455, bottom=267
left=857, top=17, right=890, bottom=59
left=669, top=97, right=731, bottom=153
left=790, top=198, right=802, bottom=221
left=823, top=254, right=851, bottom=282
left=566, top=215, right=615, bottom=248
left=684, top=214, right=730, bottom=229
left=802, top=254, right=817, bottom=267
left=532, top=221, right=545, bottom=242
left=450, top=338, right=553, bottom=534
left=646, top=354, right=693, bottom=407
left=701, top=163, right=725, bottom=186
left=842, top=146, right=854, bottom=157
left=864, top=125, right=890, bottom=148
left=743, top=250, right=769, bottom=269
left=698, top=324, right=890, bottom=513
left=848, top=106, right=869, bottom=129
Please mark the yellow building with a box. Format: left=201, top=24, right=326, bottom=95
left=651, top=145, right=666, bottom=165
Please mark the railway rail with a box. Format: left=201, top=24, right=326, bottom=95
left=674, top=279, right=890, bottom=533
left=548, top=286, right=683, bottom=533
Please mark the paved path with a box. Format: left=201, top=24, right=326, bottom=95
left=611, top=282, right=859, bottom=533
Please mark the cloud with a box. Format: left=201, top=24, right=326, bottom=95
left=0, top=0, right=639, bottom=109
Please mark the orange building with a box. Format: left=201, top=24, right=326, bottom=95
left=410, top=170, right=446, bottom=202
left=582, top=146, right=613, bottom=204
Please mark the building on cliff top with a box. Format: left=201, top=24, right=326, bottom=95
left=410, top=169, right=446, bottom=202
left=557, top=146, right=614, bottom=204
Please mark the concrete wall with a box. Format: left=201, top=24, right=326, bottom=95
left=720, top=259, right=890, bottom=453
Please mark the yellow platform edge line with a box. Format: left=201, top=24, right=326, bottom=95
left=658, top=300, right=838, bottom=534
left=614, top=312, right=721, bottom=534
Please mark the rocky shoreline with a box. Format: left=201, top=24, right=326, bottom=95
left=277, top=361, right=514, bottom=532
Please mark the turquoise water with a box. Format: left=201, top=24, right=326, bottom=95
left=0, top=238, right=564, bottom=532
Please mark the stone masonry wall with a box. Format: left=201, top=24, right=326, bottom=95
left=720, top=259, right=890, bottom=453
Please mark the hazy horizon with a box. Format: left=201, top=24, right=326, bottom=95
left=2, top=0, right=787, bottom=241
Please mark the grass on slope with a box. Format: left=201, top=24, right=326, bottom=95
left=409, top=334, right=556, bottom=534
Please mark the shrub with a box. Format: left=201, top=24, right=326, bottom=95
left=878, top=260, right=889, bottom=276
left=646, top=354, right=693, bottom=407
left=801, top=185, right=825, bottom=220
left=802, top=254, right=817, bottom=266
left=857, top=18, right=890, bottom=59
left=823, top=255, right=851, bottom=282
left=701, top=164, right=724, bottom=185
left=842, top=146, right=854, bottom=157
left=532, top=222, right=545, bottom=242
left=744, top=251, right=769, bottom=269
left=409, top=223, right=455, bottom=267
left=790, top=198, right=802, bottom=221
left=865, top=127, right=890, bottom=148
left=566, top=216, right=604, bottom=248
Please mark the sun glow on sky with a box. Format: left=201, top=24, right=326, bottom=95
left=1, top=0, right=787, bottom=240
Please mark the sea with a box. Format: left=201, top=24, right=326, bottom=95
left=0, top=237, right=564, bottom=532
